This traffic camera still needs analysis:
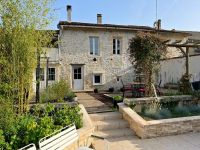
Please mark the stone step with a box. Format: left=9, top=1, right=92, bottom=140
left=90, top=112, right=122, bottom=121
left=92, top=136, right=138, bottom=150
left=86, top=107, right=113, bottom=114
left=94, top=120, right=129, bottom=131
left=93, top=128, right=134, bottom=139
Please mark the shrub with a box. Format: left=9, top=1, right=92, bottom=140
left=40, top=80, right=73, bottom=103
left=113, top=95, right=123, bottom=101
left=173, top=106, right=190, bottom=117
left=0, top=130, right=10, bottom=150
left=65, top=92, right=76, bottom=101
left=108, top=87, right=114, bottom=93
left=1, top=103, right=83, bottom=149
left=94, top=88, right=98, bottom=93
left=188, top=105, right=200, bottom=115
left=159, top=109, right=172, bottom=119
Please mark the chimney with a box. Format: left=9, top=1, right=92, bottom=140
left=97, top=14, right=102, bottom=24
left=67, top=5, right=72, bottom=22
left=157, top=19, right=161, bottom=30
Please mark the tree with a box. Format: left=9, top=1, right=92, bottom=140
left=128, top=32, right=166, bottom=96
left=0, top=0, right=55, bottom=113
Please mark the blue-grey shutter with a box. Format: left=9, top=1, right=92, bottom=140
left=90, top=37, right=93, bottom=54
left=95, top=37, right=99, bottom=55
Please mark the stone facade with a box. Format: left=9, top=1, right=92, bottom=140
left=56, top=25, right=189, bottom=91
left=59, top=29, right=136, bottom=91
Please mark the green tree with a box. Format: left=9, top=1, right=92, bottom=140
left=0, top=0, right=55, bottom=113
left=128, top=32, right=166, bottom=96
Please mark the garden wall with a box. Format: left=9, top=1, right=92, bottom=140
left=160, top=55, right=200, bottom=86
left=66, top=104, right=95, bottom=150
left=119, top=103, right=200, bottom=139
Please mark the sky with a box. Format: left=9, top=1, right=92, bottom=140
left=50, top=0, right=200, bottom=31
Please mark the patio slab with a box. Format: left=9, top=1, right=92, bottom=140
left=94, top=133, right=200, bottom=150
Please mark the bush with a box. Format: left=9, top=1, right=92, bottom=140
left=40, top=80, right=74, bottom=103
left=108, top=87, right=114, bottom=93
left=0, top=130, right=10, bottom=150
left=173, top=106, right=190, bottom=117
left=1, top=103, right=83, bottom=149
left=159, top=109, right=172, bottom=119
left=113, top=95, right=123, bottom=101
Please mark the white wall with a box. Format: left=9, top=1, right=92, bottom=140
left=159, top=55, right=200, bottom=86
left=32, top=48, right=60, bottom=92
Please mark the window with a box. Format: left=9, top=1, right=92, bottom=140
left=93, top=74, right=102, bottom=85
left=74, top=67, right=82, bottom=79
left=113, top=38, right=121, bottom=54
left=89, top=37, right=99, bottom=55
left=48, top=68, right=55, bottom=81
left=35, top=68, right=44, bottom=81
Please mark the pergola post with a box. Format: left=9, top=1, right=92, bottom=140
left=185, top=47, right=189, bottom=77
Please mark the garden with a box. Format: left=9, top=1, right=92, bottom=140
left=0, top=1, right=83, bottom=149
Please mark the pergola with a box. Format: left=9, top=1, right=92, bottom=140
left=165, top=39, right=200, bottom=79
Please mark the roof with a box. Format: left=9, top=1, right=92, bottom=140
left=57, top=21, right=189, bottom=35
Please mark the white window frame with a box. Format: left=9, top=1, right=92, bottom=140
left=89, top=36, right=99, bottom=56
left=113, top=38, right=121, bottom=55
left=93, top=74, right=102, bottom=85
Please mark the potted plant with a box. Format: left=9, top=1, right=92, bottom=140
left=94, top=88, right=98, bottom=93
left=108, top=87, right=114, bottom=93
left=65, top=92, right=76, bottom=102
left=113, top=95, right=123, bottom=109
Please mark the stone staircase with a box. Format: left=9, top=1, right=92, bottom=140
left=90, top=112, right=135, bottom=149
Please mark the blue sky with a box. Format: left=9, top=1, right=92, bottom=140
left=50, top=0, right=200, bottom=31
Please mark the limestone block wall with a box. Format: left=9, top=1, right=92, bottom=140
left=58, top=28, right=189, bottom=91
left=119, top=103, right=200, bottom=139
left=59, top=29, right=136, bottom=91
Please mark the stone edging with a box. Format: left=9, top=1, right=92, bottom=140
left=118, top=103, right=200, bottom=139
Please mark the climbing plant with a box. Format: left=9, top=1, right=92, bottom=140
left=128, top=32, right=166, bottom=96
left=0, top=0, right=55, bottom=113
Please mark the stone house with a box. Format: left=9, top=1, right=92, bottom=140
left=34, top=5, right=191, bottom=92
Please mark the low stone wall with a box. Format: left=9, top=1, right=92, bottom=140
left=118, top=103, right=200, bottom=139
left=124, top=95, right=193, bottom=106
left=66, top=104, right=95, bottom=150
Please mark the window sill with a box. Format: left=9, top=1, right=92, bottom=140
left=93, top=83, right=103, bottom=86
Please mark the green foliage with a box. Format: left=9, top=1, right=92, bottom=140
left=191, top=90, right=200, bottom=99
left=179, top=74, right=192, bottom=94
left=129, top=101, right=136, bottom=109
left=0, top=0, right=55, bottom=113
left=0, top=130, right=11, bottom=150
left=173, top=106, right=190, bottom=117
left=138, top=101, right=200, bottom=120
left=128, top=32, right=166, bottom=96
left=54, top=105, right=83, bottom=128
left=113, top=95, right=123, bottom=101
left=0, top=103, right=83, bottom=149
left=40, top=80, right=75, bottom=103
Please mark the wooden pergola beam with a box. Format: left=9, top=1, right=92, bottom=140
left=167, top=44, right=200, bottom=48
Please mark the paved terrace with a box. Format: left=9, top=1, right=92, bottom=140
left=93, top=132, right=200, bottom=150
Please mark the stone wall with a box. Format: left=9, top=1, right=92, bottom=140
left=160, top=55, right=200, bottom=86
left=59, top=28, right=187, bottom=91
left=119, top=103, right=200, bottom=139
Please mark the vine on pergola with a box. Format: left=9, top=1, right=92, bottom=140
left=128, top=32, right=167, bottom=96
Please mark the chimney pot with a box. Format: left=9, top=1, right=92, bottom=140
left=67, top=5, right=72, bottom=22
left=157, top=19, right=161, bottom=30
left=97, top=14, right=102, bottom=24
